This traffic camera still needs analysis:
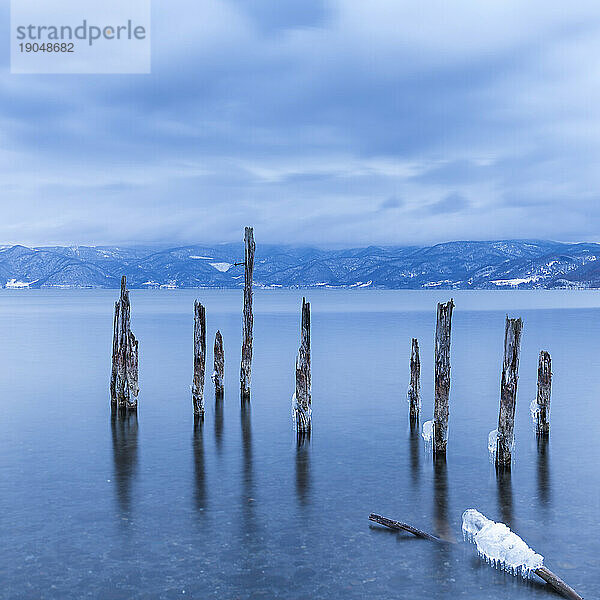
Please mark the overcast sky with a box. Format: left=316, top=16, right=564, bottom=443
left=2, top=0, right=600, bottom=247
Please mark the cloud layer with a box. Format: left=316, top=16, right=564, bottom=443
left=1, top=0, right=600, bottom=246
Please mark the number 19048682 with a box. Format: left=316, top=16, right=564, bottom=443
left=19, top=42, right=74, bottom=52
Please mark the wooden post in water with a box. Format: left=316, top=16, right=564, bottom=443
left=240, top=227, right=255, bottom=400
left=433, top=300, right=454, bottom=456
left=496, top=316, right=523, bottom=467
left=408, top=338, right=421, bottom=423
left=192, top=301, right=207, bottom=418
left=532, top=350, right=552, bottom=435
left=110, top=276, right=139, bottom=410
left=213, top=330, right=224, bottom=397
left=293, top=298, right=311, bottom=433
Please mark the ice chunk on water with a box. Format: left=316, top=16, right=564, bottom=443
left=462, top=509, right=544, bottom=577
left=422, top=420, right=433, bottom=443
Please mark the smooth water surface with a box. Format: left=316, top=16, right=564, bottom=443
left=0, top=290, right=598, bottom=599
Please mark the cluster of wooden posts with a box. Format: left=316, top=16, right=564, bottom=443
left=109, top=227, right=313, bottom=435
left=109, top=226, right=554, bottom=461
left=408, top=299, right=552, bottom=467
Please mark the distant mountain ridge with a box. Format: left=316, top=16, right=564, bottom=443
left=1, top=240, right=600, bottom=289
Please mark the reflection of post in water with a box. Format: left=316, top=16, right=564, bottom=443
left=241, top=402, right=253, bottom=485
left=193, top=416, right=207, bottom=512
left=295, top=431, right=311, bottom=506
left=496, top=463, right=513, bottom=526
left=240, top=402, right=255, bottom=530
left=214, top=397, right=224, bottom=453
left=110, top=407, right=138, bottom=515
left=536, top=436, right=550, bottom=506
left=433, top=456, right=453, bottom=542
left=409, top=420, right=420, bottom=485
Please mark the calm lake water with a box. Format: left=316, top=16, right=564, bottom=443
left=0, top=290, right=598, bottom=599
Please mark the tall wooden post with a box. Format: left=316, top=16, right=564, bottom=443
left=213, top=330, right=224, bottom=397
left=110, top=276, right=139, bottom=410
left=408, top=338, right=421, bottom=423
left=496, top=316, right=523, bottom=467
left=192, top=301, right=207, bottom=418
left=240, top=227, right=255, bottom=400
left=433, top=300, right=454, bottom=455
left=293, top=298, right=311, bottom=433
left=532, top=350, right=551, bottom=435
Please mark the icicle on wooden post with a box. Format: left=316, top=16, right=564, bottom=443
left=495, top=316, right=523, bottom=467
left=192, top=301, right=207, bottom=418
left=293, top=298, right=311, bottom=433
left=213, top=330, right=224, bottom=398
left=433, top=300, right=454, bottom=456
left=240, top=227, right=255, bottom=400
left=110, top=276, right=139, bottom=410
left=408, top=338, right=421, bottom=423
left=531, top=350, right=551, bottom=435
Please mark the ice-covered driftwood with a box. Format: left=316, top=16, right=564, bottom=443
left=531, top=350, right=552, bottom=435
left=240, top=227, right=255, bottom=400
left=462, top=509, right=583, bottom=600
left=110, top=276, right=139, bottom=410
left=212, top=330, right=224, bottom=397
left=293, top=297, right=311, bottom=433
left=432, top=299, right=454, bottom=455
left=491, top=316, right=523, bottom=467
left=192, top=301, right=206, bottom=417
left=407, top=338, right=421, bottom=423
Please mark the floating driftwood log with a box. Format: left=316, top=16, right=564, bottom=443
left=213, top=330, right=224, bottom=397
left=293, top=298, right=312, bottom=433
left=110, top=276, right=139, bottom=410
left=192, top=301, right=206, bottom=418
left=370, top=510, right=584, bottom=599
left=369, top=513, right=444, bottom=543
left=494, top=316, right=523, bottom=467
left=240, top=227, right=255, bottom=400
left=433, top=299, right=454, bottom=455
left=462, top=509, right=583, bottom=600
left=531, top=350, right=552, bottom=435
left=407, top=338, right=421, bottom=423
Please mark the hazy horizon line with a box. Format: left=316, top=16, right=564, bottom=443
left=1, top=237, right=598, bottom=252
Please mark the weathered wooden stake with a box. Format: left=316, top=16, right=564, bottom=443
left=240, top=226, right=255, bottom=400
left=213, top=330, right=224, bottom=397
left=496, top=316, right=523, bottom=467
left=532, top=350, right=552, bottom=435
left=434, top=299, right=454, bottom=455
left=293, top=297, right=311, bottom=433
left=110, top=276, right=139, bottom=410
left=408, top=338, right=421, bottom=422
left=192, top=301, right=207, bottom=417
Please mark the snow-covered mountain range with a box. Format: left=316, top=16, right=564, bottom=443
left=1, top=240, right=600, bottom=289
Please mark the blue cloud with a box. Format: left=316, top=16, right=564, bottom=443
left=428, top=193, right=469, bottom=214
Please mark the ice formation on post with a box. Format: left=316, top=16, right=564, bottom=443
left=422, top=420, right=433, bottom=445
left=462, top=509, right=544, bottom=578
left=488, top=429, right=498, bottom=460
left=488, top=429, right=515, bottom=462
left=529, top=398, right=541, bottom=421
